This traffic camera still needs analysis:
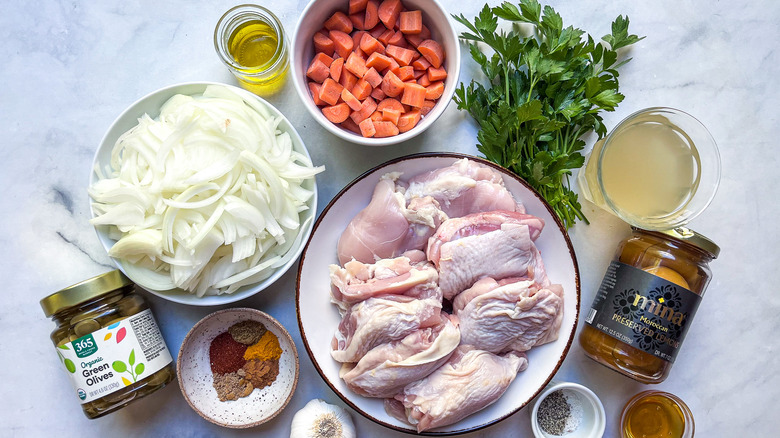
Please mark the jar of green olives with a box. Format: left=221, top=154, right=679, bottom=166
left=40, top=270, right=175, bottom=419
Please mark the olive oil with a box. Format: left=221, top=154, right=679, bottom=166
left=621, top=392, right=693, bottom=438
left=214, top=6, right=289, bottom=95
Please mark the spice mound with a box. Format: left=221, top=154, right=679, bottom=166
left=209, top=319, right=282, bottom=402
left=537, top=390, right=583, bottom=436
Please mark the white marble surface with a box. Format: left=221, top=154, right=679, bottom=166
left=2, top=0, right=778, bottom=437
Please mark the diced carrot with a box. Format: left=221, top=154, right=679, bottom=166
left=425, top=81, right=444, bottom=100
left=385, top=44, right=415, bottom=66
left=381, top=70, right=405, bottom=97
left=330, top=57, right=344, bottom=82
left=377, top=29, right=395, bottom=45
left=406, top=26, right=430, bottom=47
left=345, top=52, right=368, bottom=78
left=417, top=74, right=431, bottom=87
left=313, top=32, right=335, bottom=56
left=342, top=117, right=362, bottom=134
left=341, top=88, right=362, bottom=111
left=412, top=56, right=431, bottom=70
left=427, top=66, right=447, bottom=82
left=325, top=11, right=353, bottom=34
left=413, top=69, right=425, bottom=79
left=364, top=0, right=380, bottom=29
left=363, top=67, right=383, bottom=88
left=351, top=96, right=378, bottom=123
left=349, top=13, right=365, bottom=30
left=378, top=0, right=402, bottom=29
left=360, top=33, right=386, bottom=56
left=352, top=78, right=372, bottom=100
left=419, top=25, right=432, bottom=40
left=411, top=51, right=421, bottom=61
left=359, top=118, right=376, bottom=137
left=339, top=69, right=358, bottom=92
left=329, top=30, right=354, bottom=59
left=382, top=108, right=401, bottom=125
left=373, top=120, right=400, bottom=137
left=417, top=39, right=445, bottom=68
left=322, top=102, right=351, bottom=123
left=387, top=30, right=407, bottom=48
left=365, top=52, right=392, bottom=71
left=308, top=82, right=325, bottom=106
left=397, top=109, right=421, bottom=133
left=396, top=65, right=414, bottom=81
left=420, top=99, right=436, bottom=116
left=370, top=87, right=386, bottom=100
left=306, top=59, right=331, bottom=83
left=352, top=31, right=366, bottom=50
left=370, top=24, right=387, bottom=39
left=399, top=10, right=422, bottom=34
left=377, top=97, right=404, bottom=113
left=319, top=78, right=344, bottom=106
left=388, top=58, right=401, bottom=72
left=370, top=110, right=384, bottom=122
left=401, top=82, right=426, bottom=108
left=313, top=52, right=334, bottom=67
left=349, top=0, right=369, bottom=15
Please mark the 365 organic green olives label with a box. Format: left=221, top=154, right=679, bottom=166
left=55, top=309, right=172, bottom=403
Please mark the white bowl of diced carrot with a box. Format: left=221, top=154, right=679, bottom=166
left=292, top=0, right=460, bottom=145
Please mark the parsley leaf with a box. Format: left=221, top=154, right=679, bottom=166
left=453, top=0, right=643, bottom=228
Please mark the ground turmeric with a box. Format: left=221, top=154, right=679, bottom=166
left=244, top=330, right=282, bottom=361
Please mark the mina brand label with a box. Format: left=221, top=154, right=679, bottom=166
left=585, top=261, right=702, bottom=363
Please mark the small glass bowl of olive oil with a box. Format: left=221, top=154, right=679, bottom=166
left=214, top=5, right=289, bottom=95
left=620, top=391, right=694, bottom=438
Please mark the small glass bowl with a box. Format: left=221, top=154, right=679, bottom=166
left=214, top=5, right=289, bottom=95
left=620, top=390, right=694, bottom=438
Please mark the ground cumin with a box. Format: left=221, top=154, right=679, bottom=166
left=239, top=359, right=279, bottom=389
left=244, top=330, right=282, bottom=361
left=212, top=372, right=253, bottom=401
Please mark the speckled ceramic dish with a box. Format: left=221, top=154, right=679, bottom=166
left=297, top=153, right=581, bottom=435
left=177, top=308, right=299, bottom=428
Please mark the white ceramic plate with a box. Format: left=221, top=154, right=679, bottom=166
left=89, top=82, right=318, bottom=306
left=177, top=308, right=299, bottom=428
left=296, top=153, right=580, bottom=435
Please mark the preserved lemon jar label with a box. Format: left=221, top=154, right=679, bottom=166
left=585, top=262, right=702, bottom=362
left=55, top=309, right=172, bottom=403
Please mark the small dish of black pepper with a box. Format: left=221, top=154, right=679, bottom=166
left=531, top=382, right=605, bottom=438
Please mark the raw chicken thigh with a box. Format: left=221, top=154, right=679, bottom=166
left=385, top=345, right=528, bottom=432
left=337, top=175, right=446, bottom=265
left=427, top=211, right=546, bottom=299
left=340, top=314, right=460, bottom=398
left=329, top=250, right=441, bottom=312
left=454, top=277, right=564, bottom=353
left=403, top=158, right=525, bottom=217
left=331, top=295, right=442, bottom=363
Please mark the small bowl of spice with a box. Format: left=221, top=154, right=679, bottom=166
left=531, top=381, right=605, bottom=438
left=177, top=308, right=299, bottom=428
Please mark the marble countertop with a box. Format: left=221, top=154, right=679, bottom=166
left=2, top=0, right=778, bottom=437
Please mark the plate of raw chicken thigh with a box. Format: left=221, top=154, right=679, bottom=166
left=296, top=153, right=580, bottom=435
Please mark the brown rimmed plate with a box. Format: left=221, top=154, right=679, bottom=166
left=177, top=308, right=299, bottom=428
left=296, top=153, right=580, bottom=435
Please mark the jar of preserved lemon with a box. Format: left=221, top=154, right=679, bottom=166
left=40, top=270, right=175, bottom=419
left=579, top=227, right=719, bottom=383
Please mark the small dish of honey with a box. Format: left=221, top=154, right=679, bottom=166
left=620, top=391, right=694, bottom=438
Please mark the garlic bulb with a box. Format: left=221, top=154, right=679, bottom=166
left=290, top=399, right=356, bottom=438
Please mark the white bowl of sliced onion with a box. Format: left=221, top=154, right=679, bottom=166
left=89, top=82, right=323, bottom=305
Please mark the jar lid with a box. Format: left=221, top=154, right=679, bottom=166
left=633, top=226, right=720, bottom=259
left=40, top=270, right=134, bottom=317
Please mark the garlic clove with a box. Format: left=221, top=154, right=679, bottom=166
left=290, top=399, right=356, bottom=438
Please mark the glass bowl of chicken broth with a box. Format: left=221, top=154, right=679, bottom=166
left=296, top=153, right=580, bottom=434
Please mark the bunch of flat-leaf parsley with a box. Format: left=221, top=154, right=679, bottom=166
left=453, top=0, right=644, bottom=228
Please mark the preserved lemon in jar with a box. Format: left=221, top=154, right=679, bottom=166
left=40, top=270, right=175, bottom=419
left=579, top=227, right=718, bottom=383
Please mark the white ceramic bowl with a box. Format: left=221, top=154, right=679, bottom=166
left=296, top=153, right=581, bottom=434
left=89, top=82, right=318, bottom=306
left=531, top=381, right=606, bottom=438
left=177, top=308, right=299, bottom=428
left=292, top=0, right=461, bottom=146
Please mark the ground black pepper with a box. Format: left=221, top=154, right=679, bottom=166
left=538, top=390, right=571, bottom=436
